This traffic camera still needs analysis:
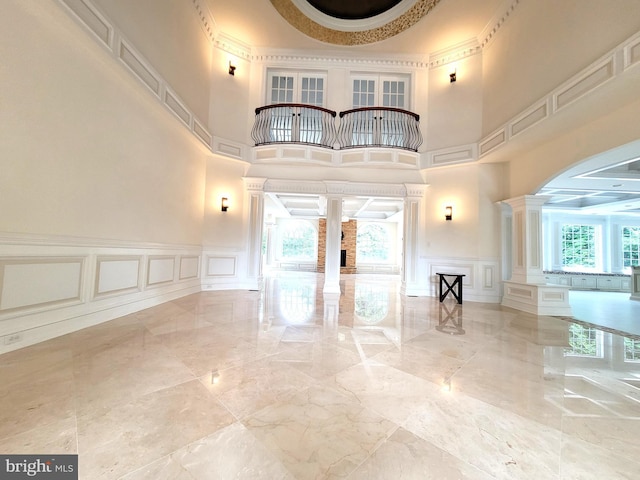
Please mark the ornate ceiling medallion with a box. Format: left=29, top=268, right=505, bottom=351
left=270, top=0, right=442, bottom=46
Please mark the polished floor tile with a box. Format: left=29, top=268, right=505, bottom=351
left=1, top=272, right=640, bottom=479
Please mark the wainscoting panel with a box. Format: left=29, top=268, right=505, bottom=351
left=426, top=257, right=501, bottom=303
left=179, top=255, right=200, bottom=280
left=95, top=256, right=141, bottom=297
left=0, top=257, right=84, bottom=313
left=0, top=234, right=202, bottom=354
left=207, top=256, right=237, bottom=276
left=147, top=256, right=176, bottom=287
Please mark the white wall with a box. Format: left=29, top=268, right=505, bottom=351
left=93, top=0, right=213, bottom=125
left=0, top=0, right=209, bottom=352
left=482, top=0, right=640, bottom=136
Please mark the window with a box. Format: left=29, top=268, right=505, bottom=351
left=351, top=75, right=408, bottom=108
left=564, top=323, right=602, bottom=357
left=280, top=220, right=317, bottom=260
left=622, top=226, right=640, bottom=268
left=268, top=71, right=325, bottom=106
left=561, top=224, right=598, bottom=270
left=357, top=223, right=389, bottom=261
left=624, top=337, right=640, bottom=362
left=351, top=75, right=409, bottom=147
left=267, top=71, right=327, bottom=144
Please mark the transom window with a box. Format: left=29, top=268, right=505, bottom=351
left=561, top=224, right=598, bottom=270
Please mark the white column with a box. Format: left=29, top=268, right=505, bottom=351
left=401, top=184, right=427, bottom=296
left=503, top=195, right=547, bottom=284
left=243, top=177, right=266, bottom=291
left=501, top=195, right=572, bottom=316
left=323, top=195, right=342, bottom=294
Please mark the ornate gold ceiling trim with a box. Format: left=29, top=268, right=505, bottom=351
left=270, top=0, right=442, bottom=46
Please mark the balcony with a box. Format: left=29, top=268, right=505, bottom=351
left=252, top=104, right=422, bottom=152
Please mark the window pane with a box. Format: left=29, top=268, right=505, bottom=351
left=622, top=226, right=640, bottom=268
left=281, top=220, right=316, bottom=260
left=357, top=224, right=389, bottom=261
left=561, top=224, right=597, bottom=269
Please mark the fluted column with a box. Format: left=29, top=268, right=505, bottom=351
left=401, top=184, right=428, bottom=296
left=243, top=177, right=266, bottom=291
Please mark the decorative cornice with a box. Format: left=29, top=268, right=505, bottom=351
left=213, top=32, right=252, bottom=61
left=428, top=38, right=481, bottom=69
left=252, top=49, right=428, bottom=68
left=478, top=0, right=522, bottom=49
left=191, top=0, right=217, bottom=43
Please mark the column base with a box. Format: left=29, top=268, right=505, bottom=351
left=502, top=281, right=572, bottom=316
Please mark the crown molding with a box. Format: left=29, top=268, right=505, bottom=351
left=478, top=0, right=522, bottom=49
left=428, top=38, right=481, bottom=69
left=252, top=48, right=429, bottom=69
left=191, top=0, right=217, bottom=43
left=213, top=32, right=252, bottom=61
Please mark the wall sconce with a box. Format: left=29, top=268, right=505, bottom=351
left=221, top=197, right=229, bottom=212
left=228, top=61, right=236, bottom=76
left=449, top=69, right=457, bottom=83
left=445, top=206, right=453, bottom=221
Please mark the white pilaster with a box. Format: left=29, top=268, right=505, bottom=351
left=501, top=195, right=572, bottom=316
left=401, top=184, right=427, bottom=296
left=243, top=177, right=266, bottom=291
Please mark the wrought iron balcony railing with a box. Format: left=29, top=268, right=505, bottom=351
left=252, top=104, right=338, bottom=148
left=337, top=107, right=422, bottom=152
left=251, top=104, right=422, bottom=152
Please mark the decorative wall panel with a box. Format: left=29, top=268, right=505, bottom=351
left=95, top=256, right=141, bottom=296
left=0, top=258, right=83, bottom=313
left=207, top=256, right=237, bottom=276
left=147, top=256, right=176, bottom=286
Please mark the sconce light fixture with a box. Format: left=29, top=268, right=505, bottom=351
left=221, top=197, right=229, bottom=212
left=449, top=69, right=457, bottom=83
left=445, top=206, right=453, bottom=221
left=228, top=61, right=236, bottom=76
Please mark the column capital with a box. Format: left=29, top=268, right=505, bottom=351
left=242, top=177, right=267, bottom=191
left=501, top=194, right=551, bottom=210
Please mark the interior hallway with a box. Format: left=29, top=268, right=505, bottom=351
left=1, top=272, right=639, bottom=479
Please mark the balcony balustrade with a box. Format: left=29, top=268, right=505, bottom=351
left=252, top=104, right=422, bottom=152
left=252, top=104, right=338, bottom=149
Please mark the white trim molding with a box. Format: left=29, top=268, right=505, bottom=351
left=0, top=233, right=202, bottom=354
left=57, top=0, right=214, bottom=151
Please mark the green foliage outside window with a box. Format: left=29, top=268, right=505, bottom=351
left=357, top=224, right=389, bottom=261
left=561, top=224, right=596, bottom=268
left=622, top=227, right=640, bottom=268
left=281, top=221, right=316, bottom=260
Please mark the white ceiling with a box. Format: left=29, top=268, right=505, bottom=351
left=539, top=139, right=640, bottom=215
left=265, top=193, right=404, bottom=221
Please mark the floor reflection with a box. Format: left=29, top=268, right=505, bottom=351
left=1, top=271, right=640, bottom=479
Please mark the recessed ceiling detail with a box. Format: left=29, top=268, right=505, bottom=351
left=306, top=0, right=404, bottom=20
left=270, top=0, right=442, bottom=45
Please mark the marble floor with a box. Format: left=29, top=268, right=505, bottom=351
left=1, top=273, right=639, bottom=479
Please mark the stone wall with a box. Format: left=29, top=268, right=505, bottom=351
left=317, top=219, right=357, bottom=274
